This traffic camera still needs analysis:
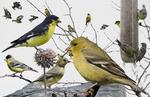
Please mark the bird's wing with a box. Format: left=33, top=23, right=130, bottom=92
left=11, top=24, right=48, bottom=44
left=81, top=48, right=130, bottom=79
left=35, top=72, right=60, bottom=82
left=4, top=9, right=11, bottom=17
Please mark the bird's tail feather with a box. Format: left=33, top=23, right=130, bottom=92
left=2, top=43, right=17, bottom=52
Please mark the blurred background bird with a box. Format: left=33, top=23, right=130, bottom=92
left=116, top=39, right=137, bottom=58
left=85, top=13, right=91, bottom=26
left=115, top=20, right=120, bottom=28
left=45, top=8, right=51, bottom=16
left=136, top=43, right=147, bottom=62
left=3, top=8, right=12, bottom=19
left=100, top=24, right=109, bottom=30
left=67, top=25, right=75, bottom=32
left=2, top=15, right=61, bottom=52
left=4, top=55, right=38, bottom=76
left=29, top=15, right=38, bottom=22
left=33, top=55, right=69, bottom=88
left=12, top=15, right=24, bottom=23
left=12, top=1, right=22, bottom=10
left=68, top=37, right=143, bottom=96
left=138, top=4, right=147, bottom=20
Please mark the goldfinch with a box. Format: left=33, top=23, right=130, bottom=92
left=138, top=5, right=147, bottom=20
left=12, top=15, right=24, bottom=23
left=33, top=55, right=69, bottom=87
left=3, top=8, right=12, bottom=19
left=85, top=13, right=91, bottom=26
left=136, top=43, right=147, bottom=62
left=68, top=37, right=142, bottom=96
left=4, top=55, right=38, bottom=75
left=2, top=15, right=61, bottom=52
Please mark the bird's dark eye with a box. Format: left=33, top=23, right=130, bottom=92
left=73, top=43, right=77, bottom=46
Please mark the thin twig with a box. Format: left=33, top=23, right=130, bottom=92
left=52, top=37, right=65, bottom=53
left=104, top=41, right=115, bottom=50
left=59, top=36, right=69, bottom=45
left=90, top=24, right=98, bottom=44
left=111, top=1, right=120, bottom=9
left=144, top=56, right=150, bottom=60
left=137, top=62, right=150, bottom=85
left=63, top=0, right=78, bottom=37
left=81, top=26, right=87, bottom=36
left=43, top=67, right=47, bottom=97
left=57, top=82, right=84, bottom=85
left=44, top=0, right=53, bottom=14
left=57, top=24, right=74, bottom=40
left=0, top=74, right=32, bottom=83
left=26, top=0, right=45, bottom=16
left=144, top=74, right=150, bottom=82
left=103, top=31, right=117, bottom=45
left=143, top=20, right=150, bottom=38
left=144, top=81, right=150, bottom=90
left=54, top=33, right=71, bottom=36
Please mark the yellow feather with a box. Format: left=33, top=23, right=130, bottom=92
left=22, top=21, right=57, bottom=47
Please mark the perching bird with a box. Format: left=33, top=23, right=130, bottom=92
left=85, top=13, right=91, bottom=26
left=68, top=37, right=142, bottom=96
left=67, top=25, right=75, bottom=32
left=33, top=55, right=69, bottom=87
left=29, top=15, right=38, bottom=22
left=3, top=8, right=12, bottom=19
left=4, top=55, right=38, bottom=75
left=12, top=15, right=24, bottom=23
left=116, top=39, right=137, bottom=58
left=12, top=1, right=22, bottom=10
left=45, top=8, right=51, bottom=16
left=2, top=15, right=61, bottom=52
left=115, top=20, right=120, bottom=28
left=138, top=4, right=147, bottom=20
left=136, top=43, right=147, bottom=62
left=100, top=24, right=109, bottom=30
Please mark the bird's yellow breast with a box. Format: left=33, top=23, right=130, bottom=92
left=72, top=51, right=114, bottom=84
left=6, top=60, right=24, bottom=73
left=24, top=21, right=57, bottom=47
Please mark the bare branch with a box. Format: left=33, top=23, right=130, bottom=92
left=57, top=24, right=75, bottom=40
left=90, top=24, right=98, bottom=44
left=52, top=37, right=65, bottom=53
left=0, top=74, right=32, bottom=83
left=81, top=26, right=87, bottom=36
left=26, top=0, right=45, bottom=16
left=62, top=0, right=78, bottom=37
left=54, top=33, right=71, bottom=37
left=137, top=62, right=150, bottom=85
left=144, top=74, right=150, bottom=82
left=58, top=36, right=69, bottom=45
left=44, top=0, right=53, bottom=14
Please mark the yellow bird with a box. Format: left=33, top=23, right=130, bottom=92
left=2, top=15, right=61, bottom=52
left=45, top=8, right=51, bottom=16
left=68, top=37, right=142, bottom=96
left=33, top=55, right=69, bottom=87
left=85, top=13, right=91, bottom=26
left=115, top=20, right=120, bottom=28
left=4, top=55, right=38, bottom=75
left=138, top=5, right=147, bottom=20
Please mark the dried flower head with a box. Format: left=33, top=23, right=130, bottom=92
left=34, top=48, right=56, bottom=68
